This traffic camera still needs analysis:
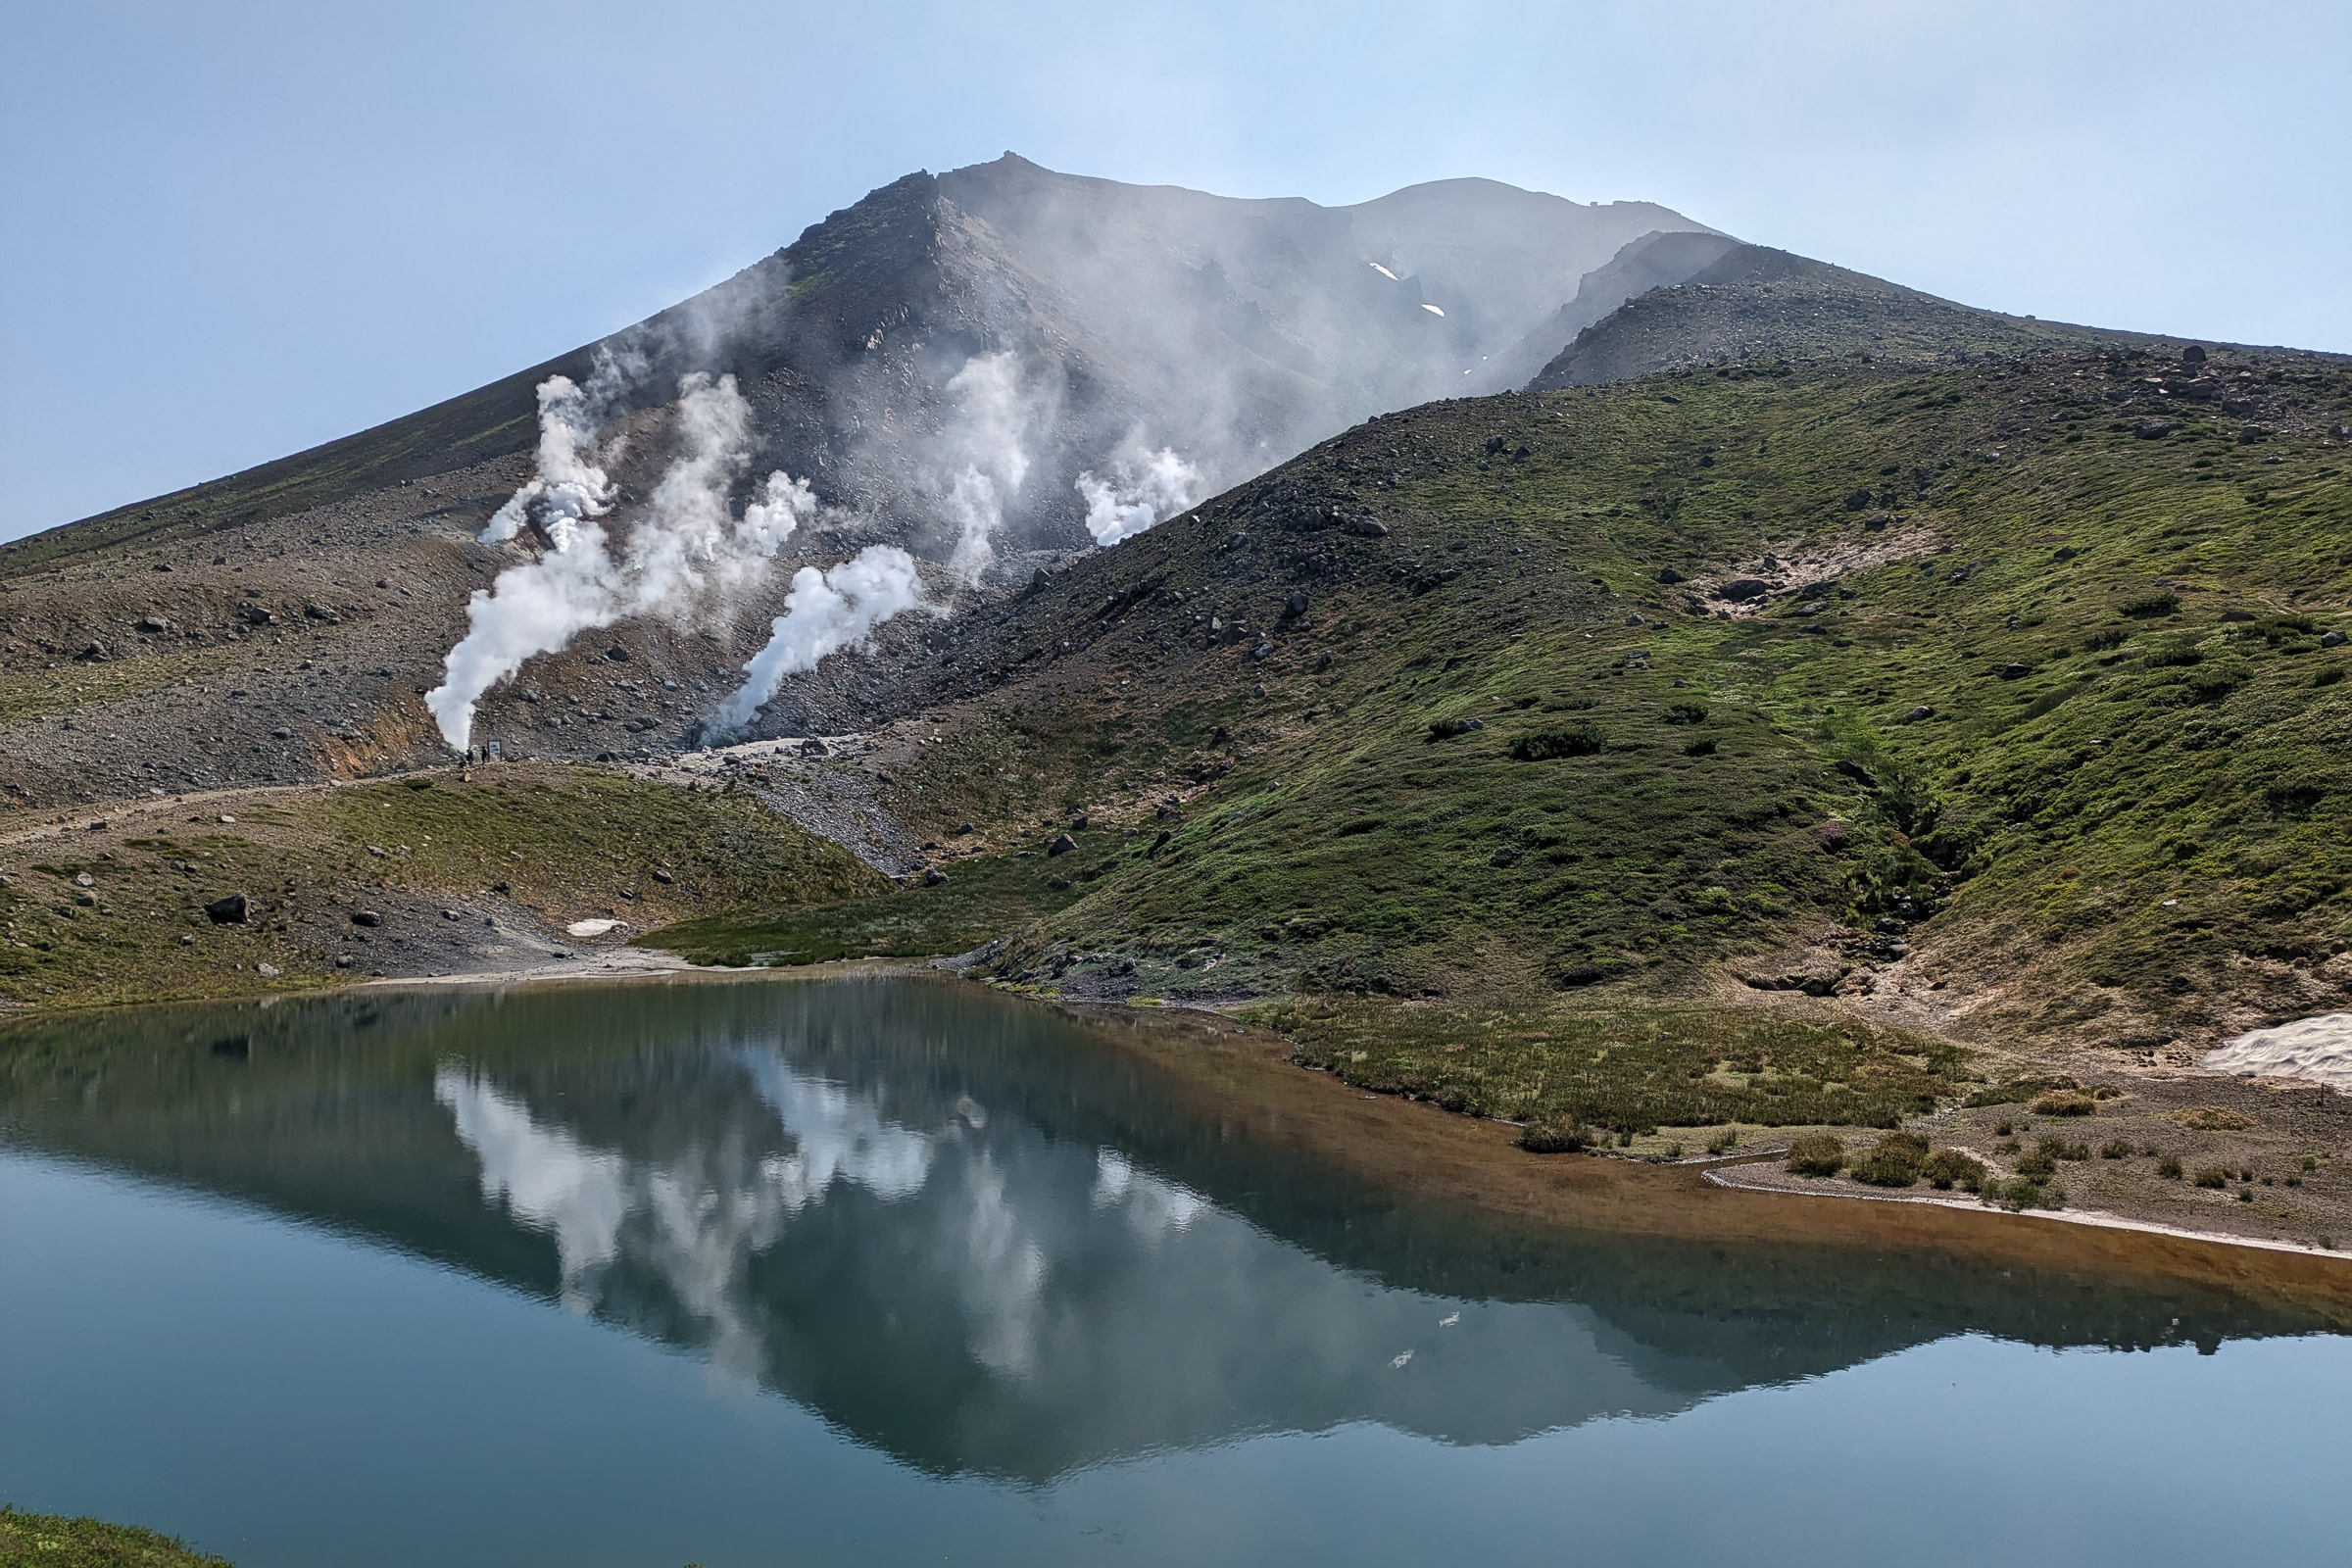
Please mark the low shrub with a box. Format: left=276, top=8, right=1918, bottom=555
left=2157, top=1154, right=2183, bottom=1179
left=2193, top=1166, right=2230, bottom=1189
left=1509, top=724, right=1605, bottom=760
left=1786, top=1133, right=1848, bottom=1177
left=1850, top=1130, right=1931, bottom=1187
left=2100, top=1139, right=2133, bottom=1159
left=1922, top=1148, right=1986, bottom=1191
left=1518, top=1123, right=1588, bottom=1153
left=2014, top=1147, right=2058, bottom=1180
left=1705, top=1129, right=1740, bottom=1154
left=2042, top=1136, right=2090, bottom=1162
left=2032, top=1090, right=2098, bottom=1116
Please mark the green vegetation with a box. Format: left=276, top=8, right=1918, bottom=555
left=1921, top=1147, right=1986, bottom=1191
left=647, top=848, right=1085, bottom=966
left=1786, top=1133, right=1848, bottom=1176
left=1260, top=1002, right=1965, bottom=1132
left=0, top=1506, right=229, bottom=1568
left=883, top=346, right=2349, bottom=1075
left=0, top=764, right=877, bottom=1010
left=1850, top=1129, right=1932, bottom=1186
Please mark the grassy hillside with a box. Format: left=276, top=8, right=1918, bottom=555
left=842, top=342, right=2352, bottom=1070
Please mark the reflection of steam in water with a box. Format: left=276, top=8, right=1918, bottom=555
left=435, top=1049, right=1217, bottom=1386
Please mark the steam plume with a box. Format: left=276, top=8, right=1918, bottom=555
left=1076, top=440, right=1203, bottom=545
left=710, top=547, right=928, bottom=734
left=426, top=370, right=812, bottom=750
left=938, top=353, right=1031, bottom=584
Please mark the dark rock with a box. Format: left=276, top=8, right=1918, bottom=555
left=1484, top=434, right=1506, bottom=456
left=2182, top=345, right=2206, bottom=366
left=955, top=821, right=975, bottom=834
left=1343, top=515, right=1388, bottom=538
left=1843, top=488, right=1873, bottom=511
left=1656, top=567, right=1686, bottom=584
left=239, top=604, right=273, bottom=625
left=1836, top=759, right=1875, bottom=785
left=2052, top=546, right=2078, bottom=561
left=652, top=868, right=674, bottom=884
left=2239, top=424, right=2265, bottom=444
left=270, top=727, right=292, bottom=739
left=1252, top=642, right=1273, bottom=661
left=2323, top=630, right=2348, bottom=649
left=351, top=910, right=382, bottom=927
left=924, top=868, right=949, bottom=886
left=441, top=908, right=461, bottom=920
left=2134, top=417, right=2174, bottom=439
left=1718, top=578, right=1771, bottom=603
left=1046, top=833, right=1077, bottom=857
left=605, top=644, right=630, bottom=662
left=1900, top=705, right=1935, bottom=724
left=1252, top=682, right=1267, bottom=699
left=1282, top=589, right=1309, bottom=618
left=1315, top=651, right=1334, bottom=671
left=1070, top=813, right=1090, bottom=829
left=135, top=614, right=171, bottom=633
left=74, top=640, right=107, bottom=662
left=1994, top=662, right=2033, bottom=679
left=1795, top=600, right=1827, bottom=616
left=1863, top=510, right=1892, bottom=531
left=205, top=893, right=250, bottom=925
left=1945, top=564, right=1973, bottom=584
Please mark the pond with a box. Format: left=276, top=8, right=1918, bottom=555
left=2, top=976, right=2348, bottom=1565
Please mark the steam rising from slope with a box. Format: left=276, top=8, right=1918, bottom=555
left=938, top=353, right=1032, bottom=584
left=710, top=547, right=929, bottom=735
left=425, top=370, right=813, bottom=750
left=1076, top=439, right=1204, bottom=545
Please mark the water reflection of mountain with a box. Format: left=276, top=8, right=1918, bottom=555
left=0, top=980, right=2328, bottom=1480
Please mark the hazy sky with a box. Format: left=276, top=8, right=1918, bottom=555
left=3, top=0, right=2345, bottom=536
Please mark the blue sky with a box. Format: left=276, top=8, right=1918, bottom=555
left=3, top=0, right=2345, bottom=537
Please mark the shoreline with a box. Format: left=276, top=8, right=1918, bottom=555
left=8, top=946, right=2350, bottom=1294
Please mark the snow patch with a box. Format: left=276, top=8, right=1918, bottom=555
left=2204, top=1014, right=2352, bottom=1091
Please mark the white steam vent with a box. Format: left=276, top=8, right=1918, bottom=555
left=939, top=353, right=1032, bottom=585
left=426, top=368, right=815, bottom=751
left=710, top=548, right=929, bottom=735
left=1076, top=440, right=1203, bottom=546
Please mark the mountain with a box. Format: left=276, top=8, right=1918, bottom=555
left=0, top=155, right=1715, bottom=808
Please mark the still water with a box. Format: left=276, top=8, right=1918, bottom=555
left=2, top=977, right=2348, bottom=1566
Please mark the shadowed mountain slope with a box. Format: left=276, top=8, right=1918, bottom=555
left=1530, top=244, right=2178, bottom=389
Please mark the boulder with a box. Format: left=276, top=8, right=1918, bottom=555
left=1835, top=760, right=1875, bottom=785
left=1718, top=578, right=1771, bottom=603
left=1899, top=705, right=1935, bottom=724
left=1046, top=833, right=1077, bottom=857
left=1656, top=567, right=1686, bottom=585
left=351, top=909, right=382, bottom=927
left=924, top=868, right=949, bottom=887
left=1994, top=662, right=2033, bottom=679
left=605, top=644, right=630, bottom=662
left=2134, top=417, right=2174, bottom=439
left=2323, top=630, right=2348, bottom=649
left=205, top=893, right=250, bottom=925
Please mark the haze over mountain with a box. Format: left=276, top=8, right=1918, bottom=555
left=0, top=153, right=2279, bottom=808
